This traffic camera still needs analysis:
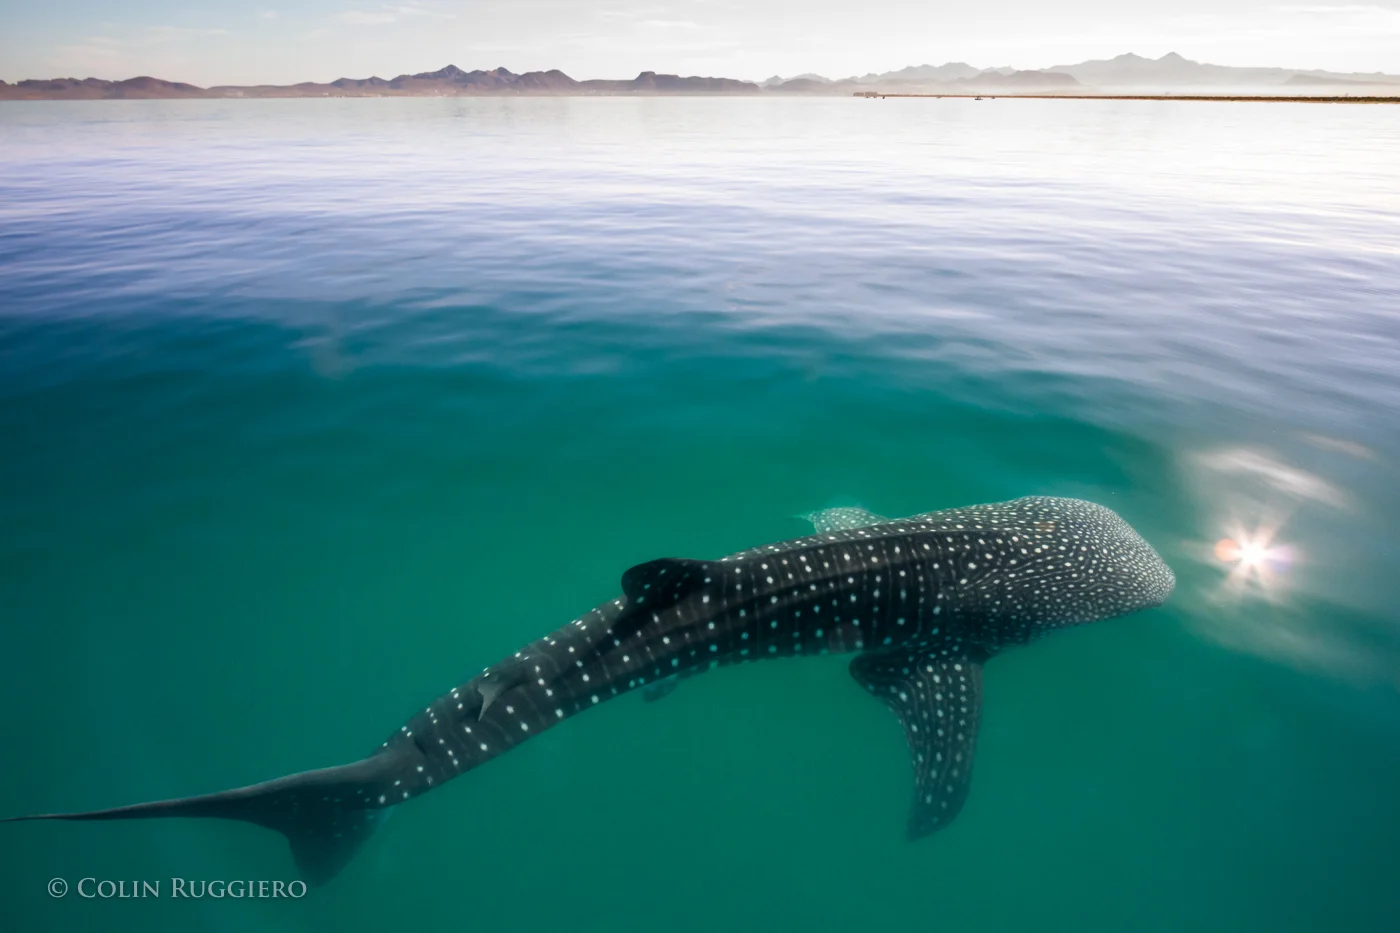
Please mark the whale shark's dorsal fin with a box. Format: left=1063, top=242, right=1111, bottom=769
left=612, top=558, right=717, bottom=641
left=801, top=507, right=890, bottom=534
left=850, top=648, right=985, bottom=839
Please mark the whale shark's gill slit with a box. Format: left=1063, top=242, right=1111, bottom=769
left=850, top=648, right=985, bottom=839
left=0, top=755, right=396, bottom=887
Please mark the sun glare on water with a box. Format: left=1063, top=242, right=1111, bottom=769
left=1212, top=524, right=1296, bottom=596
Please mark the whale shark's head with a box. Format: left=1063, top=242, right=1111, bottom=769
left=1001, top=496, right=1175, bottom=625
left=913, top=496, right=1175, bottom=630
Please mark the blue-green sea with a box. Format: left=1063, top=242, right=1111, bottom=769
left=2, top=97, right=1398, bottom=932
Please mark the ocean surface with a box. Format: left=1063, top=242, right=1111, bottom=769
left=1, top=96, right=1398, bottom=933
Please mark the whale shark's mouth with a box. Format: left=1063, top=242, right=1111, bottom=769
left=1119, top=521, right=1176, bottom=608
left=1147, top=557, right=1177, bottom=606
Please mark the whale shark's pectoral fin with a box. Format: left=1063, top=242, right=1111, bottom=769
left=850, top=648, right=984, bottom=839
left=800, top=507, right=890, bottom=534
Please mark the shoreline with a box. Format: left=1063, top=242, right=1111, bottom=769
left=856, top=92, right=1400, bottom=104
left=3, top=92, right=1397, bottom=104
left=4, top=92, right=1398, bottom=104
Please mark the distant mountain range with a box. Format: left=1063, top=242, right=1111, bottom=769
left=768, top=52, right=1400, bottom=92
left=0, top=66, right=759, bottom=100
left=765, top=65, right=1082, bottom=94
left=3, top=53, right=1398, bottom=101
left=1044, top=51, right=1400, bottom=89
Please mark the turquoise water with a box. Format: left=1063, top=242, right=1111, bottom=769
left=2, top=97, right=1399, bottom=931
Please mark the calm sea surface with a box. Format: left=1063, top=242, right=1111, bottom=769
left=1, top=97, right=1398, bottom=932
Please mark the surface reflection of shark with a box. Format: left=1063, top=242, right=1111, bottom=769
left=3, top=496, right=1174, bottom=886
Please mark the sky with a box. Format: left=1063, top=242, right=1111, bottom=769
left=1, top=0, right=1398, bottom=85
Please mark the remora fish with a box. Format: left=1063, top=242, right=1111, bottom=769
left=2, top=496, right=1174, bottom=885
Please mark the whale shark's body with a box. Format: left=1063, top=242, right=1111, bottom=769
left=3, top=496, right=1174, bottom=885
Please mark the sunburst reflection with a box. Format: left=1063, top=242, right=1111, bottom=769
left=1211, top=519, right=1297, bottom=598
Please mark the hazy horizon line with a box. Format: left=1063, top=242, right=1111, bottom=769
left=9, top=50, right=1400, bottom=89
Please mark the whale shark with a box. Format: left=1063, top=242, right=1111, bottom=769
left=2, top=496, right=1174, bottom=886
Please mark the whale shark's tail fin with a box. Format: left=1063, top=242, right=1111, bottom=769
left=0, top=756, right=393, bottom=887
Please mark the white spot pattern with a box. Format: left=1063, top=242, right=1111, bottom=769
left=359, top=496, right=1171, bottom=845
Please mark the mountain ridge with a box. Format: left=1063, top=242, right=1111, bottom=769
left=3, top=53, right=1398, bottom=100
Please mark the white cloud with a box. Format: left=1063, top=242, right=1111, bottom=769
left=597, top=7, right=667, bottom=20
left=1278, top=4, right=1399, bottom=13
left=147, top=26, right=229, bottom=39
left=337, top=11, right=399, bottom=26
left=333, top=3, right=453, bottom=27
left=47, top=24, right=233, bottom=76
left=49, top=37, right=135, bottom=76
